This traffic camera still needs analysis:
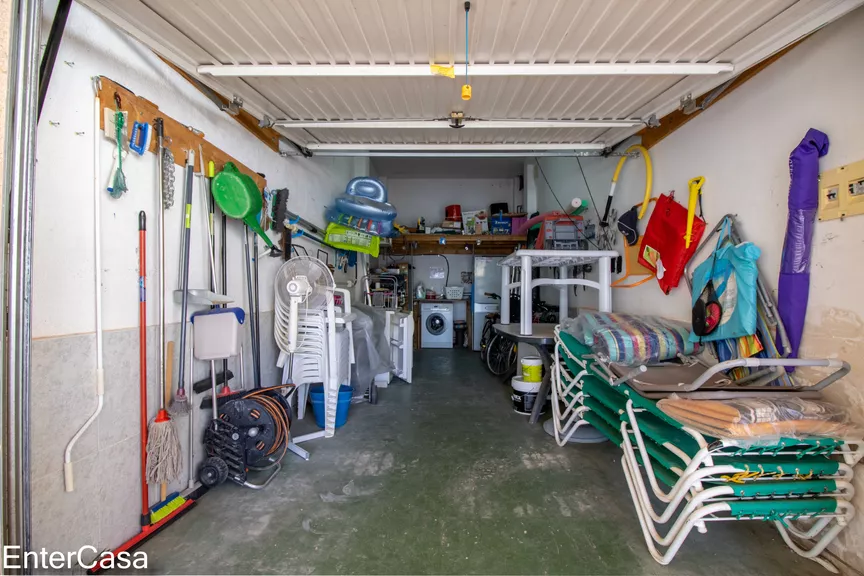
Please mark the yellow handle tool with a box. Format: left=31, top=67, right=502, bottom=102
left=608, top=144, right=653, bottom=222
left=684, top=176, right=705, bottom=248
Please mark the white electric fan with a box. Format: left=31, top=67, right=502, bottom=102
left=274, top=256, right=351, bottom=452
left=274, top=255, right=334, bottom=364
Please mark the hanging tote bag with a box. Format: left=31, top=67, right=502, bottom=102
left=638, top=192, right=706, bottom=294
left=688, top=219, right=761, bottom=343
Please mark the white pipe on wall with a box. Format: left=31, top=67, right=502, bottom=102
left=64, top=87, right=106, bottom=492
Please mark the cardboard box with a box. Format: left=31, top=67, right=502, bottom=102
left=462, top=210, right=489, bottom=234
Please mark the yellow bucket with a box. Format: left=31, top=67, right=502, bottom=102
left=521, top=356, right=542, bottom=382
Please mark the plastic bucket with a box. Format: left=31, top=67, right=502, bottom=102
left=309, top=384, right=353, bottom=428
left=453, top=321, right=467, bottom=347
left=521, top=356, right=543, bottom=382
left=511, top=376, right=547, bottom=415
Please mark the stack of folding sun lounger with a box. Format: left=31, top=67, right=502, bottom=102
left=551, top=327, right=862, bottom=573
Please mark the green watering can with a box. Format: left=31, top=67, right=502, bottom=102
left=211, top=162, right=279, bottom=253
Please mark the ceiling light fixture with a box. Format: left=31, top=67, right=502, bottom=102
left=266, top=119, right=641, bottom=129
left=198, top=62, right=734, bottom=78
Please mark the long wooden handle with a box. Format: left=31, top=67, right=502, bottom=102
left=162, top=341, right=174, bottom=501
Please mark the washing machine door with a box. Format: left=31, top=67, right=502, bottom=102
left=425, top=313, right=447, bottom=336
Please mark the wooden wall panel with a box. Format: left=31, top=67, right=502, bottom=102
left=97, top=75, right=266, bottom=188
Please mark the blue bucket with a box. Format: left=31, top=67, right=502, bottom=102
left=309, top=384, right=353, bottom=429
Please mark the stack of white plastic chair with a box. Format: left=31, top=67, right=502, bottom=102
left=278, top=307, right=352, bottom=433
left=275, top=293, right=353, bottom=440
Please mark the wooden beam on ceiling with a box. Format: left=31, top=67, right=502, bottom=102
left=161, top=58, right=284, bottom=154
left=638, top=41, right=804, bottom=150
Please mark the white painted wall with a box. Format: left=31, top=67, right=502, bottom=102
left=385, top=177, right=522, bottom=228
left=530, top=151, right=629, bottom=313
left=407, top=254, right=472, bottom=322
left=34, top=2, right=356, bottom=341
left=30, top=2, right=360, bottom=561
left=608, top=7, right=864, bottom=569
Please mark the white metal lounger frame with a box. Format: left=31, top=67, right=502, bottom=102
left=621, top=400, right=862, bottom=499
left=618, top=399, right=861, bottom=572
left=499, top=249, right=618, bottom=336
left=619, top=411, right=857, bottom=518
left=550, top=326, right=646, bottom=446
left=553, top=329, right=864, bottom=468
left=552, top=330, right=862, bottom=572
left=620, top=450, right=856, bottom=572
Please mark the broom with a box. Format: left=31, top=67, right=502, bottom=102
left=172, top=151, right=195, bottom=415
left=146, top=342, right=182, bottom=498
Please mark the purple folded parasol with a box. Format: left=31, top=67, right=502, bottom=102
left=777, top=128, right=829, bottom=368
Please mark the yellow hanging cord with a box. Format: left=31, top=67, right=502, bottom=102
left=610, top=144, right=653, bottom=220
left=721, top=470, right=763, bottom=484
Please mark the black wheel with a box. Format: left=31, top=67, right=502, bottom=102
left=479, top=320, right=493, bottom=363
left=199, top=456, right=229, bottom=487
left=486, top=334, right=517, bottom=376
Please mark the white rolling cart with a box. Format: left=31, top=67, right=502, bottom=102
left=495, top=249, right=618, bottom=433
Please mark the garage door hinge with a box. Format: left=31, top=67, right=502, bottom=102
left=221, top=96, right=243, bottom=116
left=679, top=93, right=697, bottom=115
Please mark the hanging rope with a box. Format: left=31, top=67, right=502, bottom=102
left=464, top=3, right=469, bottom=84
left=462, top=2, right=472, bottom=100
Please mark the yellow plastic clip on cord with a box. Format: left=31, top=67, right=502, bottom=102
left=608, top=144, right=653, bottom=223
left=684, top=176, right=705, bottom=248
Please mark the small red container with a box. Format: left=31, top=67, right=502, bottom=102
left=445, top=204, right=462, bottom=221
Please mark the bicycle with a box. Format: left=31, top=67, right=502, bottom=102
left=478, top=292, right=522, bottom=376
left=486, top=331, right=517, bottom=376
left=478, top=293, right=501, bottom=364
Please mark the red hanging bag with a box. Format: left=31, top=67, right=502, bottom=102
left=638, top=192, right=706, bottom=294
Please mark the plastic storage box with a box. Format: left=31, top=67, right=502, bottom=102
left=445, top=286, right=464, bottom=299
left=191, top=308, right=245, bottom=360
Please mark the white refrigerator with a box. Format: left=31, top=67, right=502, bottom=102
left=472, top=256, right=503, bottom=351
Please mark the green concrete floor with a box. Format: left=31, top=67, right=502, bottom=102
left=137, top=349, right=827, bottom=575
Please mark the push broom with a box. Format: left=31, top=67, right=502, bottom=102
left=147, top=121, right=185, bottom=518
left=91, top=212, right=192, bottom=574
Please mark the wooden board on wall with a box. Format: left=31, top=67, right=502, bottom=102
left=97, top=76, right=266, bottom=189
left=388, top=234, right=528, bottom=256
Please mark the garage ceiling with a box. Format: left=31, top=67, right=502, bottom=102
left=80, top=0, right=863, bottom=155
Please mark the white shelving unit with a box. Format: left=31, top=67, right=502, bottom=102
left=499, top=249, right=618, bottom=336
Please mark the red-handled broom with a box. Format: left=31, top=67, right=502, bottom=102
left=90, top=212, right=192, bottom=574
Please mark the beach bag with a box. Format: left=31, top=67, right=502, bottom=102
left=638, top=192, right=705, bottom=294
left=689, top=219, right=760, bottom=343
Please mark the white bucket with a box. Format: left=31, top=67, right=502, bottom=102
left=521, top=356, right=543, bottom=382
left=511, top=376, right=545, bottom=415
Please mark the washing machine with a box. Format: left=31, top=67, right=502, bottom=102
left=421, top=303, right=453, bottom=349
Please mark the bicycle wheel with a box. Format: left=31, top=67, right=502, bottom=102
left=486, top=334, right=517, bottom=376
left=479, top=320, right=493, bottom=363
